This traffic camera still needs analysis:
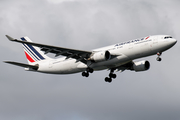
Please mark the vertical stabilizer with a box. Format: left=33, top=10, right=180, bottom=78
left=21, top=37, right=50, bottom=64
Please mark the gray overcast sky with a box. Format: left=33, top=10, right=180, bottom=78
left=1, top=0, right=180, bottom=120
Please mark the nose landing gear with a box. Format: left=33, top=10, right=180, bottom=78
left=156, top=52, right=162, bottom=61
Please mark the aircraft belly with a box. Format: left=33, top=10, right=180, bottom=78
left=38, top=59, right=85, bottom=74
left=54, top=60, right=85, bottom=74
left=90, top=54, right=130, bottom=70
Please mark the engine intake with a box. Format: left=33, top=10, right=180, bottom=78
left=132, top=60, right=150, bottom=72
left=90, top=51, right=111, bottom=62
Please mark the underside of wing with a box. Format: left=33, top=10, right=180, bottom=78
left=114, top=61, right=133, bottom=72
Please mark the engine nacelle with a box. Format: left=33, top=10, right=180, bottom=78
left=90, top=51, right=111, bottom=62
left=132, top=60, right=150, bottom=72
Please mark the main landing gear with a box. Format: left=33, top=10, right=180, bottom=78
left=82, top=68, right=94, bottom=77
left=105, top=69, right=117, bottom=83
left=156, top=52, right=162, bottom=61
left=82, top=68, right=117, bottom=83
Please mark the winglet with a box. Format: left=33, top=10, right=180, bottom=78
left=5, top=35, right=16, bottom=41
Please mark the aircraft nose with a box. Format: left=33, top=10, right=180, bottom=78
left=172, top=38, right=177, bottom=45
left=169, top=38, right=177, bottom=47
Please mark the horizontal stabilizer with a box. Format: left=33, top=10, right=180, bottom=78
left=5, top=35, right=16, bottom=41
left=4, top=61, right=38, bottom=70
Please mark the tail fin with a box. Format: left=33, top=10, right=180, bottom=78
left=21, top=37, right=50, bottom=64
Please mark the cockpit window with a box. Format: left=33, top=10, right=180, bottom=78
left=164, top=36, right=173, bottom=39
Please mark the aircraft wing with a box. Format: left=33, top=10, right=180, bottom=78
left=6, top=35, right=92, bottom=64
left=115, top=61, right=133, bottom=72
left=4, top=61, right=39, bottom=70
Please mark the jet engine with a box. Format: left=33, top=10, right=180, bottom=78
left=131, top=60, right=150, bottom=72
left=90, top=51, right=111, bottom=62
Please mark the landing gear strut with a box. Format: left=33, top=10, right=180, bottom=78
left=82, top=68, right=94, bottom=77
left=105, top=69, right=117, bottom=83
left=156, top=52, right=162, bottom=61
left=86, top=67, right=94, bottom=73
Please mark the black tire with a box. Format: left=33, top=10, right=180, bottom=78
left=82, top=72, right=89, bottom=77
left=105, top=77, right=112, bottom=83
left=109, top=73, right=113, bottom=78
left=85, top=72, right=89, bottom=77
left=112, top=74, right=116, bottom=79
left=109, top=73, right=116, bottom=79
left=82, top=72, right=86, bottom=77
left=105, top=77, right=109, bottom=82
left=156, top=57, right=162, bottom=61
left=108, top=78, right=112, bottom=83
left=89, top=68, right=94, bottom=73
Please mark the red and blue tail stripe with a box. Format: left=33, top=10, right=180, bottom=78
left=24, top=51, right=35, bottom=62
left=21, top=37, right=45, bottom=63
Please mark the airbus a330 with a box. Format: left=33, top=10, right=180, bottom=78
left=4, top=35, right=177, bottom=83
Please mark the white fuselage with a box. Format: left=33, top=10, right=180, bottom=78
left=34, top=35, right=177, bottom=74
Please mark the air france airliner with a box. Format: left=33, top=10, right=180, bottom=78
left=4, top=35, right=177, bottom=83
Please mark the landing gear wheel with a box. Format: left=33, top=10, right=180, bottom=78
left=109, top=73, right=117, bottom=79
left=82, top=72, right=86, bottom=77
left=104, top=68, right=117, bottom=83
left=82, top=72, right=89, bottom=77
left=156, top=57, right=162, bottom=61
left=156, top=52, right=162, bottom=61
left=82, top=68, right=93, bottom=77
left=112, top=74, right=117, bottom=79
left=85, top=72, right=89, bottom=77
left=105, top=77, right=112, bottom=83
left=108, top=78, right=112, bottom=83
left=105, top=77, right=109, bottom=82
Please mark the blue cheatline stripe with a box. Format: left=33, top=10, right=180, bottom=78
left=23, top=46, right=39, bottom=61
left=21, top=37, right=45, bottom=60
left=23, top=44, right=40, bottom=61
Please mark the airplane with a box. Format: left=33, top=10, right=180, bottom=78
left=4, top=35, right=177, bottom=83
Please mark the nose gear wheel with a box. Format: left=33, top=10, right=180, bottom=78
left=156, top=52, right=162, bottom=61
